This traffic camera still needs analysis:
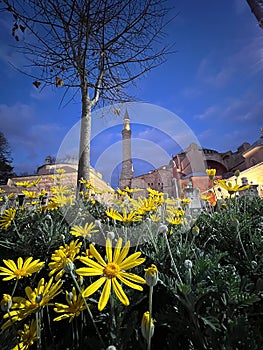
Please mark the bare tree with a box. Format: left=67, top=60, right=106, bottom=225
left=0, top=131, right=14, bottom=184
left=246, top=0, right=263, bottom=28
left=1, top=0, right=173, bottom=192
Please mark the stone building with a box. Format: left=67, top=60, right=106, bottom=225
left=2, top=157, right=114, bottom=199
left=119, top=112, right=263, bottom=197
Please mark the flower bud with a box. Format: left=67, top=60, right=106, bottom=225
left=206, top=168, right=216, bottom=180
left=36, top=294, right=43, bottom=304
left=1, top=294, right=12, bottom=312
left=251, top=261, right=257, bottom=269
left=144, top=264, right=158, bottom=287
left=158, top=224, right=168, bottom=235
left=184, top=259, right=193, bottom=269
left=193, top=225, right=200, bottom=235
left=95, top=219, right=102, bottom=229
left=141, top=311, right=154, bottom=340
left=234, top=170, right=240, bottom=178
left=64, top=259, right=75, bottom=273
left=106, top=231, right=115, bottom=241
left=67, top=291, right=74, bottom=301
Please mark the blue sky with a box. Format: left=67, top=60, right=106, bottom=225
left=0, top=0, right=262, bottom=188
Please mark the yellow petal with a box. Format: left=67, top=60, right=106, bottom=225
left=53, top=314, right=70, bottom=322
left=106, top=238, right=112, bottom=262
left=3, top=259, right=17, bottom=271
left=17, top=257, right=23, bottom=269
left=2, top=275, right=14, bottom=281
left=119, top=253, right=144, bottom=270
left=113, top=237, right=123, bottom=263
left=116, top=240, right=130, bottom=264
left=23, top=257, right=33, bottom=269
left=98, top=279, right=111, bottom=311
left=82, top=277, right=106, bottom=298
left=89, top=244, right=107, bottom=267
left=76, top=267, right=103, bottom=276
left=119, top=271, right=146, bottom=285
left=117, top=274, right=144, bottom=291
left=25, top=287, right=34, bottom=301
left=112, top=278, right=129, bottom=306
left=0, top=267, right=13, bottom=274
left=79, top=256, right=105, bottom=271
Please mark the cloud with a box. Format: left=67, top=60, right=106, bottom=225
left=194, top=106, right=219, bottom=120
left=197, top=57, right=235, bottom=89
left=196, top=35, right=263, bottom=90
left=193, top=89, right=262, bottom=152
left=0, top=103, right=67, bottom=174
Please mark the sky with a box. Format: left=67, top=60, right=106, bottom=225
left=0, top=0, right=262, bottom=188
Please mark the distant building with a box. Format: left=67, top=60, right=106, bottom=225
left=119, top=112, right=263, bottom=197
left=119, top=109, right=134, bottom=189
left=2, top=157, right=114, bottom=198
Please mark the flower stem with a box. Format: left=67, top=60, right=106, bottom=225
left=11, top=279, right=18, bottom=297
left=147, top=286, right=153, bottom=350
left=36, top=310, right=42, bottom=350
left=163, top=232, right=183, bottom=284
left=70, top=271, right=105, bottom=348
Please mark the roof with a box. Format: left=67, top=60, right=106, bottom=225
left=243, top=132, right=263, bottom=155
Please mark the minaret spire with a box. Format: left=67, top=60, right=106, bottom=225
left=120, top=108, right=134, bottom=189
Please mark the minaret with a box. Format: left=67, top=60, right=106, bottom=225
left=120, top=109, right=134, bottom=189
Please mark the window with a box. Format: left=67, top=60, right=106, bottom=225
left=250, top=157, right=257, bottom=166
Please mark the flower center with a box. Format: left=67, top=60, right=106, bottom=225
left=103, top=262, right=120, bottom=279
left=15, top=268, right=27, bottom=278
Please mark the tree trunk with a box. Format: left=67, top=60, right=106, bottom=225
left=77, top=87, right=92, bottom=192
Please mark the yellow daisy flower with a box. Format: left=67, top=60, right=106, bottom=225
left=15, top=181, right=33, bottom=188
left=48, top=240, right=82, bottom=280
left=49, top=194, right=74, bottom=208
left=41, top=201, right=60, bottom=210
left=56, top=168, right=66, bottom=174
left=70, top=223, right=99, bottom=238
left=105, top=208, right=142, bottom=223
left=12, top=319, right=37, bottom=350
left=0, top=257, right=44, bottom=281
left=149, top=214, right=161, bottom=222
left=15, top=178, right=41, bottom=188
left=123, top=186, right=142, bottom=193
left=38, top=189, right=47, bottom=196
left=130, top=197, right=159, bottom=214
left=147, top=188, right=163, bottom=198
left=2, top=277, right=63, bottom=330
left=166, top=207, right=185, bottom=217
left=79, top=178, right=89, bottom=184
left=53, top=286, right=87, bottom=322
left=50, top=185, right=70, bottom=195
left=0, top=208, right=16, bottom=230
left=76, top=238, right=146, bottom=311
left=22, top=191, right=39, bottom=199
left=180, top=198, right=191, bottom=206
left=166, top=215, right=183, bottom=225
left=214, top=179, right=250, bottom=195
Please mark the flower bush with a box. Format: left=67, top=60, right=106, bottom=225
left=0, top=177, right=262, bottom=349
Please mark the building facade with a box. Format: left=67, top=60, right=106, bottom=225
left=119, top=113, right=263, bottom=197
